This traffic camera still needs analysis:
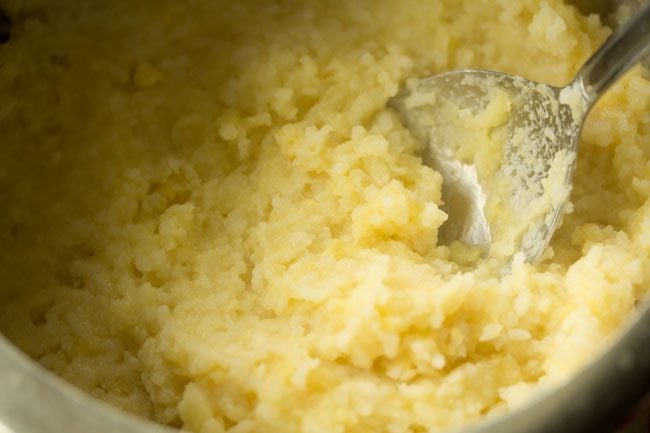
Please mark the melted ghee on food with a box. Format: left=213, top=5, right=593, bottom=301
left=0, top=1, right=648, bottom=432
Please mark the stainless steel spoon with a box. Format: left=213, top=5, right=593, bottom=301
left=390, top=3, right=650, bottom=263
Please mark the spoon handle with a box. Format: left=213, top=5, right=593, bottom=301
left=574, top=2, right=650, bottom=107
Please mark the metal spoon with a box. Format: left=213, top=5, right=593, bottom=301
left=390, top=3, right=650, bottom=263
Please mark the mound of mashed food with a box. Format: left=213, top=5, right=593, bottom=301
left=0, top=0, right=649, bottom=432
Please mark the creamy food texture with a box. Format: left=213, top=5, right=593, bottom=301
left=0, top=1, right=649, bottom=433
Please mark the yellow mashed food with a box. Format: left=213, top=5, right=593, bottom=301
left=0, top=0, right=649, bottom=432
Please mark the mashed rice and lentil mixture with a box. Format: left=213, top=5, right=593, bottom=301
left=0, top=0, right=649, bottom=432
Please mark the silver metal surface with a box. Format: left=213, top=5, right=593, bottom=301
left=0, top=332, right=173, bottom=433
left=390, top=1, right=650, bottom=263
left=390, top=71, right=579, bottom=262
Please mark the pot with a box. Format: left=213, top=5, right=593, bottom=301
left=0, top=1, right=648, bottom=432
left=1, top=303, right=648, bottom=433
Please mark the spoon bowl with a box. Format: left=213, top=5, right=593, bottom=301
left=390, top=3, right=650, bottom=263
left=391, top=71, right=582, bottom=262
